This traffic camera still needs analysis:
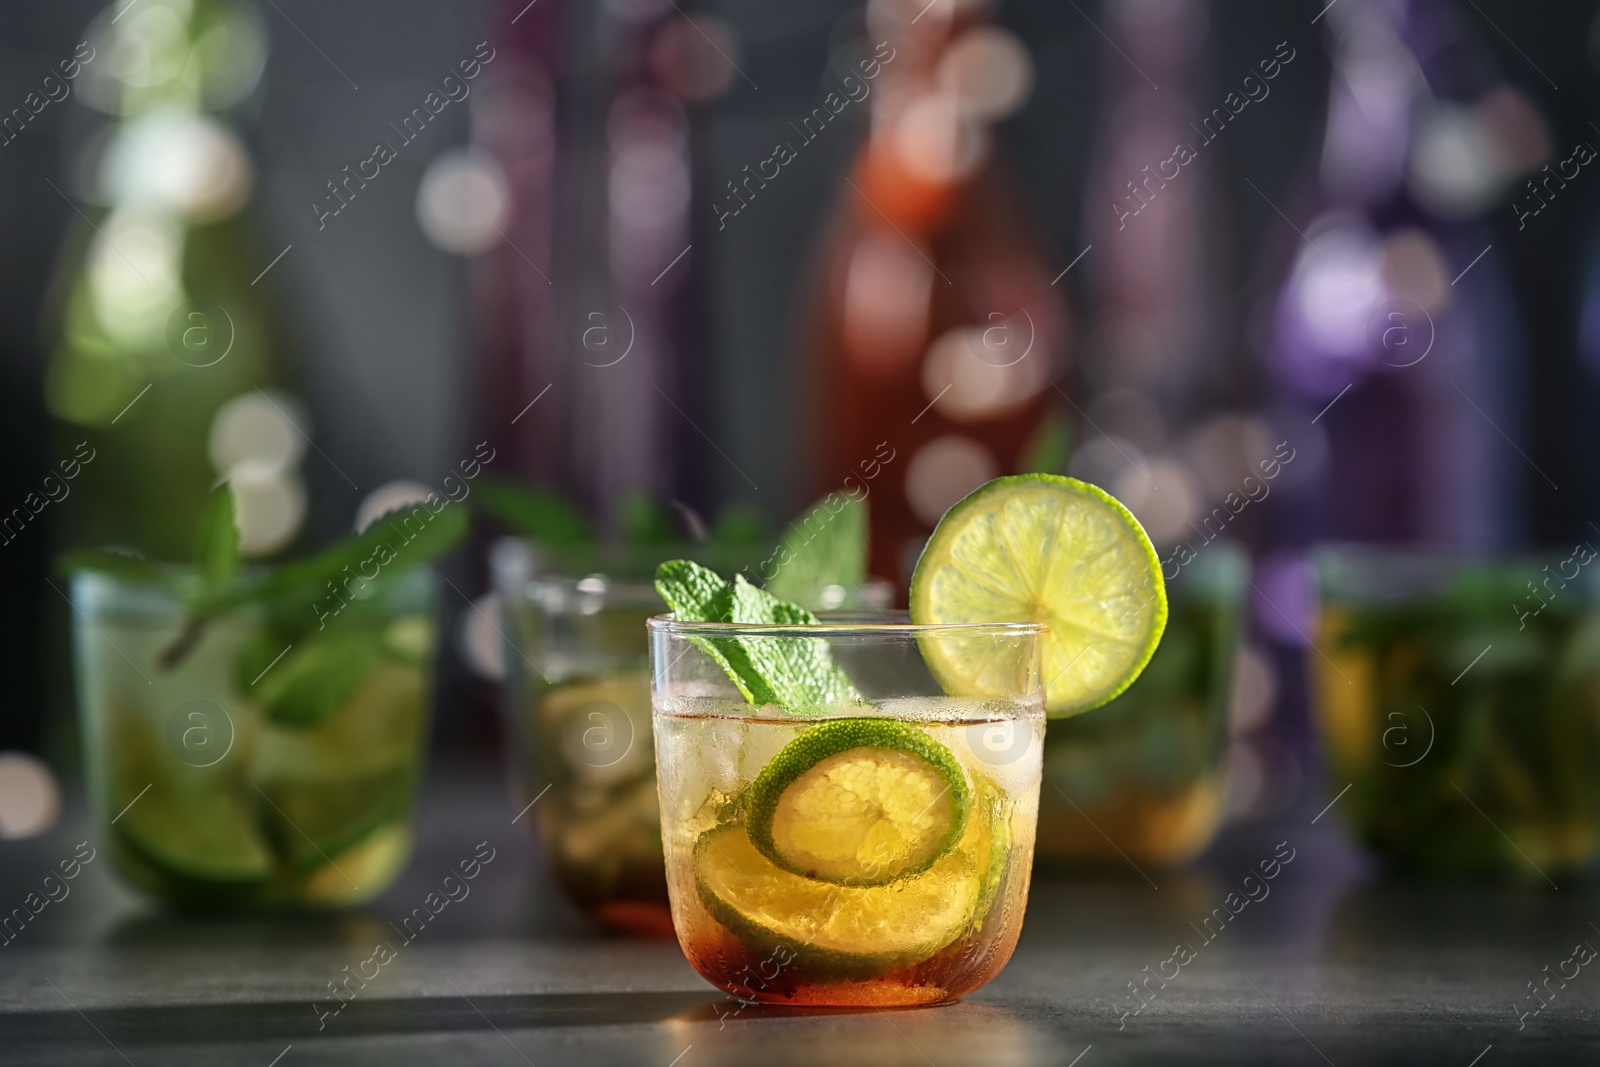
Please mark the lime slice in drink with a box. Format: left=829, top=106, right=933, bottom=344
left=746, top=718, right=970, bottom=885
left=536, top=673, right=654, bottom=787
left=910, top=474, right=1167, bottom=717
left=258, top=769, right=413, bottom=872
left=253, top=658, right=425, bottom=871
left=299, top=825, right=412, bottom=906
left=107, top=707, right=273, bottom=893
left=694, top=805, right=993, bottom=977
left=114, top=780, right=274, bottom=888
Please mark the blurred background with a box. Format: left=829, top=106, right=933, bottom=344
left=3, top=0, right=1600, bottom=877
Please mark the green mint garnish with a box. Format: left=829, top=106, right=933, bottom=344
left=655, top=559, right=862, bottom=711
left=763, top=493, right=867, bottom=607
left=477, top=481, right=771, bottom=558
left=711, top=502, right=767, bottom=549
left=620, top=491, right=683, bottom=545
left=193, top=485, right=241, bottom=608
left=475, top=479, right=594, bottom=549
left=248, top=625, right=386, bottom=727
left=228, top=501, right=465, bottom=725
left=245, top=499, right=467, bottom=611
left=1018, top=409, right=1073, bottom=476
left=65, top=484, right=466, bottom=718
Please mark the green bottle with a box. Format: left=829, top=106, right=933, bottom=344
left=45, top=0, right=305, bottom=561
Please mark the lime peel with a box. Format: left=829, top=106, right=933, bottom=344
left=694, top=812, right=991, bottom=978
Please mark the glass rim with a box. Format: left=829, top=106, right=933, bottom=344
left=648, top=610, right=1048, bottom=637
left=69, top=562, right=434, bottom=618
left=525, top=572, right=664, bottom=609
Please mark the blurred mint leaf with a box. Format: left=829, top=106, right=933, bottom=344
left=234, top=623, right=295, bottom=693
left=711, top=502, right=768, bottom=549
left=253, top=625, right=386, bottom=727
left=243, top=500, right=467, bottom=613
left=764, top=494, right=867, bottom=607
left=655, top=559, right=861, bottom=710
left=476, top=480, right=592, bottom=549
left=1019, top=410, right=1073, bottom=476
left=194, top=484, right=241, bottom=608
left=621, top=491, right=682, bottom=545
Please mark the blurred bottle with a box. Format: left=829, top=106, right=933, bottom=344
left=1263, top=0, right=1545, bottom=553
left=801, top=0, right=1070, bottom=591
left=473, top=0, right=738, bottom=532
left=1071, top=0, right=1246, bottom=557
left=44, top=0, right=307, bottom=562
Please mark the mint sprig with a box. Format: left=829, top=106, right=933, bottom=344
left=66, top=484, right=465, bottom=726
left=248, top=626, right=386, bottom=727
left=475, top=479, right=594, bottom=549
left=194, top=485, right=241, bottom=606
left=655, top=559, right=862, bottom=711
left=763, top=493, right=867, bottom=607
left=1019, top=409, right=1073, bottom=476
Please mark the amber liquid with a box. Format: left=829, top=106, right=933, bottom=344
left=655, top=702, right=1042, bottom=1006
left=670, top=854, right=1032, bottom=1007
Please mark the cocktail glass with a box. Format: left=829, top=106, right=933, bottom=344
left=649, top=613, right=1046, bottom=1006
left=1312, top=545, right=1600, bottom=880
left=493, top=540, right=670, bottom=935
left=71, top=566, right=435, bottom=907
left=1036, top=545, right=1245, bottom=867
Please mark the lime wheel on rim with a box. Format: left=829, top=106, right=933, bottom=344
left=910, top=474, right=1167, bottom=717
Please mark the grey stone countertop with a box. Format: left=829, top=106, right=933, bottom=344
left=2, top=764, right=1598, bottom=1066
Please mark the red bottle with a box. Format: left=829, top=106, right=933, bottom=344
left=801, top=0, right=1071, bottom=593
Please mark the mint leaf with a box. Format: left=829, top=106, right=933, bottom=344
left=476, top=480, right=592, bottom=548
left=252, top=625, right=385, bottom=727
left=655, top=560, right=862, bottom=711
left=216, top=501, right=463, bottom=686
left=764, top=493, right=867, bottom=607
left=654, top=558, right=759, bottom=700
left=241, top=500, right=467, bottom=614
left=656, top=558, right=733, bottom=619
left=1019, top=409, right=1073, bottom=476
left=621, top=492, right=683, bottom=545
left=711, top=502, right=767, bottom=549
left=194, top=484, right=241, bottom=607
left=728, top=573, right=862, bottom=708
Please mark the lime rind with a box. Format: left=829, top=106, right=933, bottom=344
left=258, top=769, right=414, bottom=872
left=745, top=718, right=971, bottom=886
left=693, top=809, right=993, bottom=979
left=968, top=775, right=1011, bottom=919
left=297, top=825, right=412, bottom=907
left=910, top=474, right=1167, bottom=719
left=113, top=780, right=274, bottom=890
